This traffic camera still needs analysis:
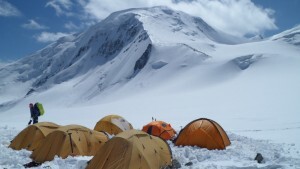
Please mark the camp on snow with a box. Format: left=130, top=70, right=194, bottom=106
left=9, top=122, right=60, bottom=151
left=9, top=116, right=231, bottom=167
left=86, top=129, right=172, bottom=169
left=174, top=118, right=231, bottom=150
left=30, top=125, right=108, bottom=163
left=94, top=115, right=133, bottom=135
left=142, top=120, right=176, bottom=140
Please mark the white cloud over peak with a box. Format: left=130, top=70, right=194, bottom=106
left=0, top=0, right=21, bottom=17
left=22, top=19, right=48, bottom=30
left=172, top=0, right=277, bottom=37
left=35, top=32, right=70, bottom=43
left=82, top=0, right=277, bottom=37
left=43, top=0, right=277, bottom=37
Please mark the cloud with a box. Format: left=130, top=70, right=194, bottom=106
left=81, top=0, right=277, bottom=37
left=22, top=19, right=48, bottom=30
left=172, top=0, right=277, bottom=37
left=64, top=21, right=81, bottom=30
left=46, top=0, right=73, bottom=16
left=35, top=32, right=70, bottom=43
left=46, top=0, right=81, bottom=17
left=42, top=0, right=277, bottom=37
left=45, top=0, right=97, bottom=30
left=0, top=61, right=4, bottom=67
left=0, top=0, right=21, bottom=17
left=0, top=59, right=10, bottom=68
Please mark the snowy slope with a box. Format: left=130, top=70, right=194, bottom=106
left=0, top=6, right=300, bottom=169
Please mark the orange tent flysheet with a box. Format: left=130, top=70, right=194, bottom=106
left=142, top=121, right=176, bottom=140
left=175, top=118, right=230, bottom=150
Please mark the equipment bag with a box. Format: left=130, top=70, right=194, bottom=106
left=35, top=102, right=45, bottom=116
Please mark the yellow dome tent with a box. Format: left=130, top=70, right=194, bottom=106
left=31, top=125, right=108, bottom=163
left=175, top=118, right=231, bottom=150
left=9, top=122, right=60, bottom=151
left=86, top=130, right=172, bottom=169
left=94, top=115, right=133, bottom=135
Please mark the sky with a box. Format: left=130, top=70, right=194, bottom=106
left=0, top=0, right=299, bottom=62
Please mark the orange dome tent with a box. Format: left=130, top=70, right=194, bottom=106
left=142, top=120, right=176, bottom=140
left=174, top=118, right=230, bottom=150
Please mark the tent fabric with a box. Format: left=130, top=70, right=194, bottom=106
left=31, top=125, right=108, bottom=163
left=9, top=122, right=60, bottom=151
left=86, top=130, right=172, bottom=169
left=175, top=118, right=231, bottom=150
left=94, top=115, right=133, bottom=135
left=142, top=121, right=176, bottom=140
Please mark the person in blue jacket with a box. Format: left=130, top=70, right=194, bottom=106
left=28, top=103, right=39, bottom=125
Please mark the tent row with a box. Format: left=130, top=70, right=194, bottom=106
left=9, top=123, right=172, bottom=168
left=9, top=115, right=230, bottom=168
left=9, top=115, right=135, bottom=163
left=9, top=122, right=109, bottom=163
left=141, top=118, right=230, bottom=150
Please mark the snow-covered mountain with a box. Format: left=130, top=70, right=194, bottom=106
left=1, top=6, right=300, bottom=169
left=271, top=25, right=300, bottom=46
left=0, top=6, right=246, bottom=106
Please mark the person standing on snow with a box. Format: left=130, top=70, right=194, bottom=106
left=28, top=103, right=39, bottom=125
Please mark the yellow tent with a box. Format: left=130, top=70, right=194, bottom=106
left=9, top=122, right=60, bottom=151
left=175, top=118, right=231, bottom=150
left=86, top=130, right=172, bottom=169
left=31, top=125, right=108, bottom=163
left=94, top=115, right=133, bottom=135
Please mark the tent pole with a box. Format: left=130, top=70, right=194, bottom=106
left=68, top=133, right=74, bottom=154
